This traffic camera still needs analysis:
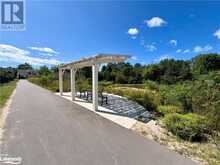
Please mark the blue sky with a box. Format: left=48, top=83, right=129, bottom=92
left=1, top=1, right=220, bottom=67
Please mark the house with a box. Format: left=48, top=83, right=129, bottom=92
left=17, top=69, right=36, bottom=79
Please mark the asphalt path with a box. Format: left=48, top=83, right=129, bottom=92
left=0, top=80, right=196, bottom=165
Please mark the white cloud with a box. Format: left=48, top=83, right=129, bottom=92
left=0, top=44, right=60, bottom=65
left=28, top=47, right=59, bottom=54
left=159, top=55, right=171, bottom=61
left=176, top=49, right=182, bottom=53
left=154, top=54, right=171, bottom=62
left=140, top=40, right=157, bottom=52
left=169, top=40, right=177, bottom=46
left=214, top=28, right=220, bottom=39
left=194, top=45, right=213, bottom=53
left=183, top=49, right=190, bottom=54
left=144, top=44, right=157, bottom=52
left=127, top=28, right=139, bottom=36
left=40, top=53, right=56, bottom=57
left=145, top=17, right=167, bottom=28
left=131, top=56, right=137, bottom=60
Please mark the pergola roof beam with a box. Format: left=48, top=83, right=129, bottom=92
left=58, top=53, right=130, bottom=111
left=59, top=54, right=130, bottom=69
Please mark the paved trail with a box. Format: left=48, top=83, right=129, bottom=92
left=0, top=80, right=196, bottom=165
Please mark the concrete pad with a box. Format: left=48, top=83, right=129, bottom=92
left=55, top=92, right=137, bottom=129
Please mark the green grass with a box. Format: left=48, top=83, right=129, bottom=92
left=0, top=80, right=17, bottom=109
left=28, top=77, right=69, bottom=92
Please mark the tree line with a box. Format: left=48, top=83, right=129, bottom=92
left=1, top=53, right=220, bottom=85
left=100, top=53, right=220, bottom=84
left=0, top=63, right=33, bottom=83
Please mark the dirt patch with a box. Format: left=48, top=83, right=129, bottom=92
left=132, top=120, right=220, bottom=165
left=132, top=120, right=166, bottom=141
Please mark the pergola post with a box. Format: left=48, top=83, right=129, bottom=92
left=70, top=68, right=76, bottom=101
left=59, top=68, right=63, bottom=96
left=92, top=64, right=99, bottom=111
left=59, top=54, right=130, bottom=110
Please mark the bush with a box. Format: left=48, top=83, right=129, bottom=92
left=164, top=113, right=208, bottom=141
left=191, top=73, right=220, bottom=136
left=144, top=80, right=159, bottom=91
left=142, top=89, right=161, bottom=111
left=29, top=77, right=65, bottom=92
left=77, top=79, right=91, bottom=93
left=157, top=105, right=182, bottom=115
left=110, top=84, right=145, bottom=89
left=159, top=83, right=192, bottom=112
left=41, top=75, right=50, bottom=86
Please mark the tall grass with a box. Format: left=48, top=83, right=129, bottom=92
left=28, top=77, right=70, bottom=92
left=105, top=86, right=161, bottom=111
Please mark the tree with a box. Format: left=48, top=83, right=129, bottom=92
left=192, top=54, right=220, bottom=75
left=18, top=63, right=32, bottom=70
left=143, top=64, right=162, bottom=82
left=115, top=74, right=126, bottom=84
left=39, top=66, right=51, bottom=76
left=51, top=65, right=59, bottom=79
left=159, top=59, right=192, bottom=84
left=0, top=67, right=17, bottom=83
left=101, top=63, right=118, bottom=82
left=132, top=63, right=143, bottom=84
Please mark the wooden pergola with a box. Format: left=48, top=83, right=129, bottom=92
left=58, top=54, right=130, bottom=111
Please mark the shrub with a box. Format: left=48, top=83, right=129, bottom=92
left=157, top=105, right=182, bottom=115
left=40, top=76, right=50, bottom=86
left=192, top=78, right=220, bottom=115
left=110, top=84, right=145, bottom=89
left=77, top=79, right=91, bottom=93
left=164, top=113, right=208, bottom=141
left=144, top=80, right=159, bottom=91
left=191, top=73, right=220, bottom=136
left=29, top=78, right=67, bottom=92
left=142, top=89, right=161, bottom=111
left=159, top=83, right=192, bottom=112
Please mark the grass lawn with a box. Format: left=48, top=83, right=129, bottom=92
left=0, top=80, right=17, bottom=109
